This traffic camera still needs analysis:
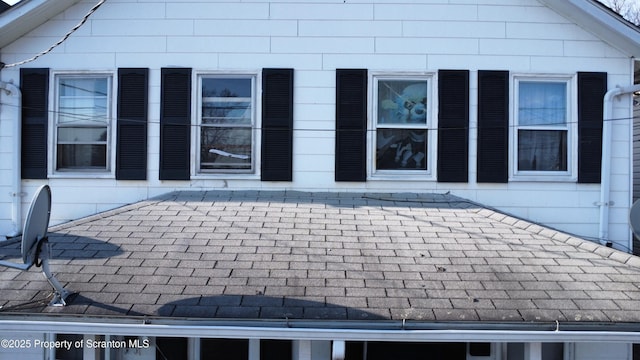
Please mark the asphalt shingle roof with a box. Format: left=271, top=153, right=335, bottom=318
left=1, top=190, right=640, bottom=325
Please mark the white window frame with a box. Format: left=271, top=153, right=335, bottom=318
left=50, top=72, right=114, bottom=177
left=369, top=72, right=437, bottom=180
left=510, top=74, right=577, bottom=182
left=193, top=72, right=260, bottom=178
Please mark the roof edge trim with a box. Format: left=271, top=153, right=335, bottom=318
left=0, top=0, right=82, bottom=49
left=2, top=318, right=640, bottom=342
left=540, top=0, right=640, bottom=57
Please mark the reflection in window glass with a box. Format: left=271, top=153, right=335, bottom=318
left=519, top=82, right=566, bottom=126
left=375, top=79, right=429, bottom=172
left=55, top=76, right=110, bottom=171
left=199, top=76, right=254, bottom=172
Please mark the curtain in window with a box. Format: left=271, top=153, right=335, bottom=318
left=517, top=81, right=567, bottom=172
left=517, top=130, right=567, bottom=171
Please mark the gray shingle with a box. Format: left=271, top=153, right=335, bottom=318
left=2, top=190, right=640, bottom=327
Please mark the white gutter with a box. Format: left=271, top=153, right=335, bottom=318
left=599, top=84, right=640, bottom=249
left=2, top=320, right=640, bottom=343
left=0, top=80, right=22, bottom=238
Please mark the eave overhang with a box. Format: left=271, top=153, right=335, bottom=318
left=0, top=0, right=81, bottom=49
left=540, top=0, right=640, bottom=58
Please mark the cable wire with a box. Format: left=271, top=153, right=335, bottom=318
left=0, top=100, right=638, bottom=133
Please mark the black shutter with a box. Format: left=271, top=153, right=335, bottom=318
left=335, top=69, right=367, bottom=182
left=477, top=70, right=509, bottom=183
left=116, top=68, right=148, bottom=180
left=261, top=68, right=293, bottom=181
left=21, top=68, right=49, bottom=179
left=437, top=70, right=469, bottom=182
left=159, top=68, right=191, bottom=180
left=577, top=72, right=606, bottom=184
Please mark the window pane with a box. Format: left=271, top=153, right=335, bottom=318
left=378, top=80, right=428, bottom=124
left=202, top=99, right=251, bottom=125
left=365, top=342, right=466, bottom=360
left=200, top=127, right=252, bottom=170
left=59, top=78, right=108, bottom=97
left=260, top=340, right=292, bottom=360
left=542, top=343, right=564, bottom=360
left=156, top=337, right=188, bottom=359
left=56, top=76, right=110, bottom=172
left=376, top=129, right=427, bottom=170
left=200, top=339, right=248, bottom=360
left=58, top=127, right=107, bottom=142
left=59, top=78, right=109, bottom=125
left=202, top=78, right=252, bottom=125
left=519, top=81, right=566, bottom=126
left=57, top=144, right=107, bottom=169
left=517, top=130, right=567, bottom=171
left=55, top=334, right=84, bottom=360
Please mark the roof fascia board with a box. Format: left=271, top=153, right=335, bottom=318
left=540, top=0, right=640, bottom=58
left=0, top=0, right=81, bottom=49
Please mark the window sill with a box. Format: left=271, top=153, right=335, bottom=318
left=48, top=172, right=114, bottom=179
left=192, top=173, right=260, bottom=181
left=369, top=172, right=435, bottom=182
left=509, top=173, right=576, bottom=183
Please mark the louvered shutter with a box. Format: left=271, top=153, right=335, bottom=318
left=21, top=68, right=49, bottom=179
left=477, top=70, right=509, bottom=183
left=261, top=68, right=293, bottom=181
left=159, top=68, right=192, bottom=180
left=116, top=68, right=148, bottom=180
left=335, top=69, right=367, bottom=182
left=437, top=70, right=469, bottom=182
left=577, top=72, right=606, bottom=184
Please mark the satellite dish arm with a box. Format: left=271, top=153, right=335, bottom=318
left=0, top=259, right=32, bottom=271
left=38, top=241, right=70, bottom=306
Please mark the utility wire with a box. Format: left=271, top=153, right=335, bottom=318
left=0, top=100, right=638, bottom=133
left=0, top=0, right=107, bottom=71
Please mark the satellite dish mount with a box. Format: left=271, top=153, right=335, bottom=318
left=0, top=185, right=71, bottom=306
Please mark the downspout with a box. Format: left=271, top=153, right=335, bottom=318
left=599, top=84, right=640, bottom=249
left=0, top=80, right=22, bottom=238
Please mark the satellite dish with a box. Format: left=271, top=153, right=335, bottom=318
left=629, top=200, right=640, bottom=239
left=0, top=185, right=71, bottom=306
left=21, top=184, right=51, bottom=265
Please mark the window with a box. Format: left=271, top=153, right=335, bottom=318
left=149, top=337, right=291, bottom=360
left=198, top=75, right=255, bottom=174
left=513, top=76, right=574, bottom=179
left=345, top=342, right=466, bottom=360
left=373, top=77, right=432, bottom=175
left=201, top=338, right=248, bottom=360
left=55, top=334, right=84, bottom=359
left=54, top=75, right=111, bottom=172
